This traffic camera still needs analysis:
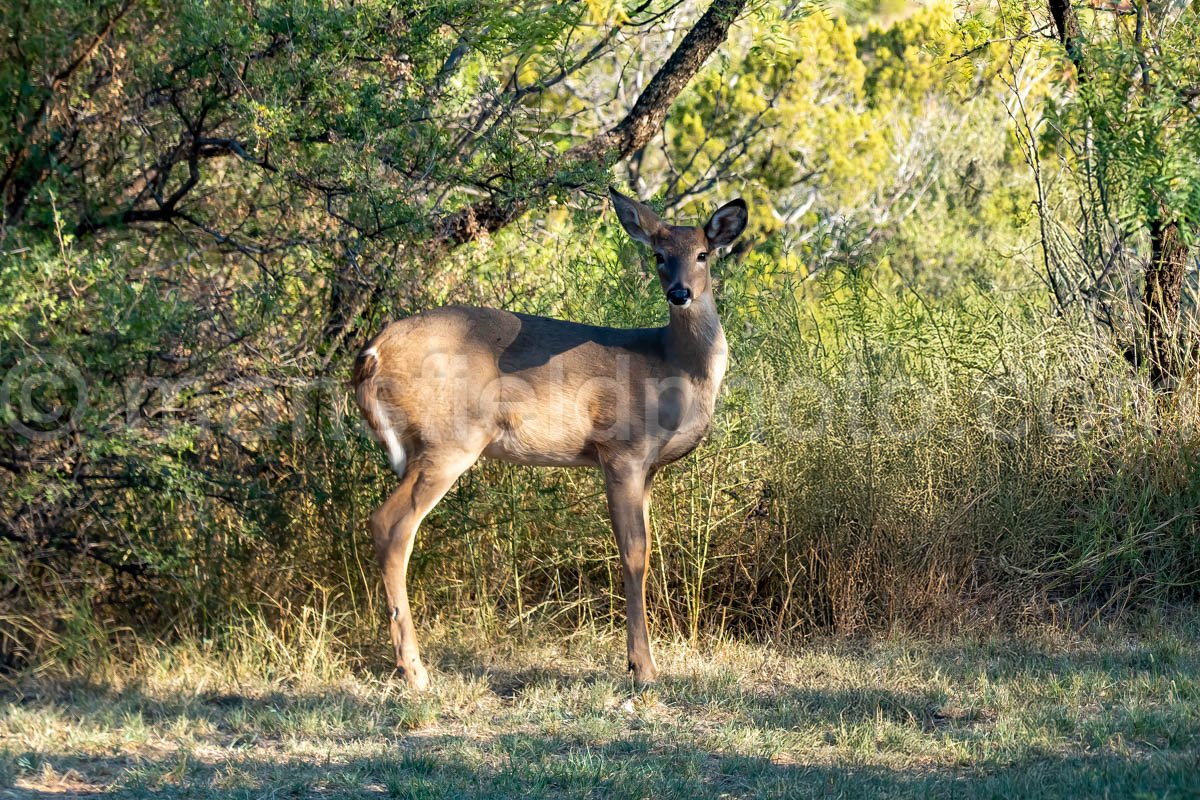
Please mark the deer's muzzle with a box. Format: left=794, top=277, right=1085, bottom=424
left=667, top=286, right=692, bottom=307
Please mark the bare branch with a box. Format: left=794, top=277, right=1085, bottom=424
left=433, top=0, right=749, bottom=251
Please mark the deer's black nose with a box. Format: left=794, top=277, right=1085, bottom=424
left=667, top=286, right=692, bottom=306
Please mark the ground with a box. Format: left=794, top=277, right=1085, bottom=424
left=2, top=618, right=1198, bottom=798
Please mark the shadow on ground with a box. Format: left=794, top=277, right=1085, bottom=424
left=2, top=729, right=1196, bottom=799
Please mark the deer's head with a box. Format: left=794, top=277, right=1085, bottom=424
left=610, top=188, right=748, bottom=310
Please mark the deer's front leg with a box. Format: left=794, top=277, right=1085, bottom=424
left=602, top=461, right=658, bottom=685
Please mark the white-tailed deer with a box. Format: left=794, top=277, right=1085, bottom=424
left=353, top=189, right=748, bottom=689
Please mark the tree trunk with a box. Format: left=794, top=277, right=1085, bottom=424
left=1048, top=0, right=1084, bottom=69
left=1144, top=217, right=1189, bottom=389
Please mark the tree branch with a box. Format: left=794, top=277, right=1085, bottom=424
left=432, top=0, right=749, bottom=251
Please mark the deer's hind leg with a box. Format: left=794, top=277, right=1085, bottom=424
left=370, top=446, right=481, bottom=690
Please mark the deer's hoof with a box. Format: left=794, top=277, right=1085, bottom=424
left=398, top=661, right=431, bottom=692
left=628, top=660, right=658, bottom=687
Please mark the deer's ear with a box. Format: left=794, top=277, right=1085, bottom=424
left=705, top=199, right=748, bottom=247
left=609, top=188, right=662, bottom=246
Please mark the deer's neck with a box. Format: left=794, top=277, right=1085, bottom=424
left=664, top=292, right=727, bottom=383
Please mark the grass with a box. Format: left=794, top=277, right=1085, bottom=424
left=2, top=615, right=1199, bottom=799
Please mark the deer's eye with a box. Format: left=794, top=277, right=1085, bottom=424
left=654, top=252, right=665, bottom=264
left=697, top=252, right=708, bottom=262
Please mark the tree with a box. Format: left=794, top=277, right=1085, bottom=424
left=1044, top=0, right=1199, bottom=388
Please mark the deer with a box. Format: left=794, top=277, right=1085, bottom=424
left=352, top=188, right=748, bottom=690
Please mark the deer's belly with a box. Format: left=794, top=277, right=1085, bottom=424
left=482, top=415, right=600, bottom=467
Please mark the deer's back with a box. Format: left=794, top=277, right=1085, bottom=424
left=362, top=305, right=673, bottom=467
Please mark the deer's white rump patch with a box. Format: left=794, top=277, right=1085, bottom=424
left=358, top=346, right=407, bottom=477
left=379, top=423, right=407, bottom=476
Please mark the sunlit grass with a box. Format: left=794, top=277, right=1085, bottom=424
left=2, top=614, right=1198, bottom=798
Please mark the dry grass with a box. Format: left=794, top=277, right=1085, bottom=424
left=2, top=612, right=1199, bottom=799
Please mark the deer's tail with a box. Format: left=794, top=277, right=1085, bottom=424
left=353, top=345, right=407, bottom=477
